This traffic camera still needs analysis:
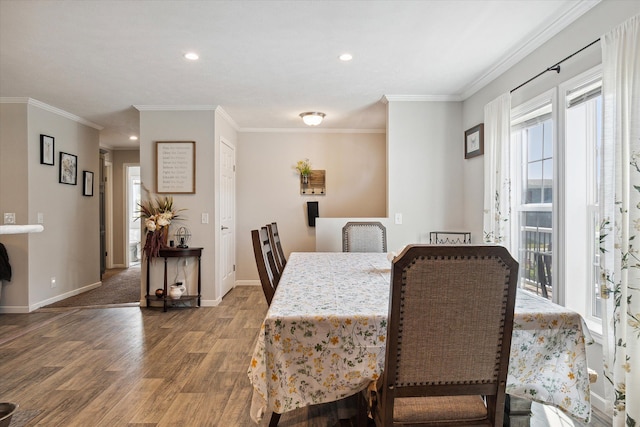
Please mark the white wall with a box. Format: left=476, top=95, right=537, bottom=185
left=387, top=100, right=465, bottom=245
left=139, top=109, right=221, bottom=305
left=0, top=99, right=101, bottom=313
left=236, top=131, right=386, bottom=281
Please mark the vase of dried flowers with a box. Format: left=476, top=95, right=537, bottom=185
left=137, top=196, right=183, bottom=260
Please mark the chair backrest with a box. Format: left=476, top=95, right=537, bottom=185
left=342, top=221, right=387, bottom=252
left=267, top=222, right=287, bottom=273
left=536, top=252, right=551, bottom=298
left=379, top=245, right=519, bottom=426
left=251, top=227, right=281, bottom=306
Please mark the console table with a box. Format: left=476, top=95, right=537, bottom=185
left=145, top=247, right=202, bottom=311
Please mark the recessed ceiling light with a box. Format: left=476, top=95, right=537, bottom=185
left=184, top=52, right=199, bottom=60
left=129, top=136, right=138, bottom=141
left=339, top=53, right=353, bottom=61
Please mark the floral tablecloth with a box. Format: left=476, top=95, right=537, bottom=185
left=248, top=252, right=592, bottom=423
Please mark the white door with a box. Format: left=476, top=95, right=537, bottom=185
left=220, top=139, right=236, bottom=297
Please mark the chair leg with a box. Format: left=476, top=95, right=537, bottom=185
left=269, top=412, right=281, bottom=427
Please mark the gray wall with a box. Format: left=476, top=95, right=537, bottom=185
left=0, top=99, right=101, bottom=312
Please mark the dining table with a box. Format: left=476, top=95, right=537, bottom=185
left=248, top=251, right=593, bottom=424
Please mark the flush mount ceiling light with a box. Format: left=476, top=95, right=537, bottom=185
left=300, top=112, right=326, bottom=126
left=129, top=135, right=138, bottom=141
left=339, top=53, right=353, bottom=61
left=184, top=52, right=199, bottom=60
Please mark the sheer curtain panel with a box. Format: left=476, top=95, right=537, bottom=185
left=483, top=93, right=512, bottom=248
left=599, top=14, right=640, bottom=427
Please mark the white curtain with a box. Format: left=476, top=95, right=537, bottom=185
left=483, top=93, right=512, bottom=247
left=599, top=14, right=640, bottom=426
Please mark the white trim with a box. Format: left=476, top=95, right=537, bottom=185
left=104, top=161, right=114, bottom=269
left=235, top=280, right=260, bottom=286
left=382, top=94, right=460, bottom=103
left=215, top=106, right=240, bottom=131
left=31, top=281, right=102, bottom=311
left=0, top=97, right=103, bottom=130
left=200, top=298, right=222, bottom=307
left=240, top=127, right=385, bottom=134
left=460, top=1, right=601, bottom=100
left=133, top=105, right=217, bottom=111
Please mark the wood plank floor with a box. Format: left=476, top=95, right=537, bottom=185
left=0, top=286, right=610, bottom=426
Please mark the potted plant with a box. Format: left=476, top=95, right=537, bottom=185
left=295, top=158, right=312, bottom=184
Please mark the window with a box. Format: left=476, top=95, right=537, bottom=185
left=511, top=93, right=554, bottom=300
left=562, top=69, right=602, bottom=324
left=509, top=67, right=603, bottom=333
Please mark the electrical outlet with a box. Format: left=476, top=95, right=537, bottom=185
left=3, top=212, right=15, bottom=224
left=37, top=212, right=44, bottom=224
left=51, top=277, right=56, bottom=288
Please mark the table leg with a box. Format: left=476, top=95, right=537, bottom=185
left=505, top=394, right=532, bottom=426
left=269, top=412, right=281, bottom=427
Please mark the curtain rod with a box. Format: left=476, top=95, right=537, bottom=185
left=510, top=38, right=600, bottom=93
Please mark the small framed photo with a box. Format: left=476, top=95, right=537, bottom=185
left=40, top=134, right=55, bottom=165
left=83, top=171, right=94, bottom=196
left=59, top=152, right=77, bottom=185
left=464, top=124, right=484, bottom=159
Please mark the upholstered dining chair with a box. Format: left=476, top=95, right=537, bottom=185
left=359, top=245, right=519, bottom=427
left=342, top=221, right=387, bottom=253
left=251, top=227, right=281, bottom=306
left=267, top=222, right=287, bottom=274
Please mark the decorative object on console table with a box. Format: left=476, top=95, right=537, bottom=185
left=464, top=123, right=484, bottom=159
left=137, top=195, right=184, bottom=260
left=145, top=247, right=203, bottom=311
left=59, top=152, right=77, bottom=185
left=174, top=226, right=191, bottom=248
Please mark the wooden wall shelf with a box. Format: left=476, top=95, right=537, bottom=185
left=301, top=169, right=326, bottom=195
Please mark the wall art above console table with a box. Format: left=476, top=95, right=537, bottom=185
left=156, top=141, right=196, bottom=194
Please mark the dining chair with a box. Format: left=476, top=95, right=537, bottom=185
left=267, top=222, right=287, bottom=274
left=342, top=221, right=387, bottom=252
left=251, top=227, right=281, bottom=306
left=359, top=245, right=519, bottom=427
left=536, top=252, right=551, bottom=299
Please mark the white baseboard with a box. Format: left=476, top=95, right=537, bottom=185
left=590, top=390, right=606, bottom=416
left=28, top=281, right=102, bottom=312
left=236, top=280, right=260, bottom=286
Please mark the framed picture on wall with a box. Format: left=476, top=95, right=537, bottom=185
left=59, top=152, right=77, bottom=185
left=464, top=124, right=484, bottom=159
left=83, top=171, right=94, bottom=196
left=40, top=134, right=55, bottom=165
left=156, top=141, right=196, bottom=194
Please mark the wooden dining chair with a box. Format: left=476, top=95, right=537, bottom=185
left=342, top=221, right=387, bottom=253
left=359, top=245, right=519, bottom=427
left=267, top=222, right=287, bottom=274
left=251, top=227, right=281, bottom=306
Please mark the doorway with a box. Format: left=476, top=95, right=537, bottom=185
left=126, top=165, right=141, bottom=267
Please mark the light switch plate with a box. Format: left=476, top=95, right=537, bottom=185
left=3, top=213, right=15, bottom=224
left=201, top=213, right=209, bottom=224
left=394, top=213, right=402, bottom=225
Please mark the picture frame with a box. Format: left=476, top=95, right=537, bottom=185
left=156, top=141, right=196, bottom=194
left=59, top=152, right=77, bottom=185
left=464, top=123, right=484, bottom=159
left=40, top=134, right=55, bottom=165
left=83, top=171, right=94, bottom=196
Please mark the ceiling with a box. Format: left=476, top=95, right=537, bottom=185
left=0, top=0, right=599, bottom=149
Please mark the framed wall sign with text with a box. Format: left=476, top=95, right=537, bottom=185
left=156, top=141, right=196, bottom=194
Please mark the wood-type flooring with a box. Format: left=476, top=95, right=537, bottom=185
left=0, top=286, right=610, bottom=426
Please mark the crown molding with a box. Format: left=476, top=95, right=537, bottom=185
left=0, top=97, right=103, bottom=130
left=240, top=127, right=385, bottom=134
left=381, top=94, right=461, bottom=103
left=215, top=106, right=240, bottom=132
left=133, top=105, right=217, bottom=111
left=459, top=0, right=601, bottom=100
